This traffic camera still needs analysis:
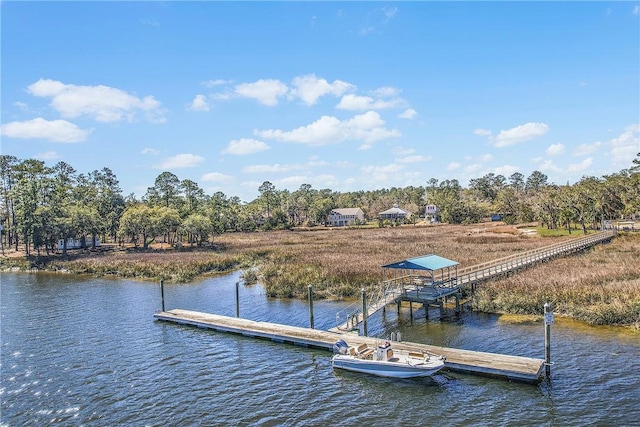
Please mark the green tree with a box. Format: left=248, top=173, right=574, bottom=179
left=179, top=213, right=213, bottom=246
left=12, top=159, right=52, bottom=254
left=525, top=170, right=548, bottom=194
left=0, top=155, right=19, bottom=251
left=90, top=167, right=125, bottom=242
left=258, top=181, right=277, bottom=219
left=118, top=204, right=158, bottom=249
left=182, top=179, right=206, bottom=217
left=146, top=172, right=183, bottom=209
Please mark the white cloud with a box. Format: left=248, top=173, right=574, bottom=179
left=1, top=118, right=91, bottom=142
left=234, top=79, right=288, bottom=106
left=467, top=154, right=492, bottom=164
left=573, top=141, right=602, bottom=156
left=447, top=162, right=461, bottom=171
left=381, top=5, right=398, bottom=21
left=256, top=111, right=400, bottom=148
left=188, top=94, right=210, bottom=112
left=279, top=175, right=309, bottom=186
left=27, top=79, right=164, bottom=123
left=154, top=154, right=205, bottom=169
left=568, top=158, right=593, bottom=173
left=141, top=148, right=159, bottom=155
left=202, top=79, right=231, bottom=88
left=464, top=163, right=483, bottom=174
left=13, top=101, right=28, bottom=111
left=397, top=154, right=431, bottom=164
left=537, top=159, right=561, bottom=173
left=336, top=94, right=405, bottom=111
left=546, top=143, right=565, bottom=156
left=360, top=163, right=404, bottom=183
left=223, top=138, right=270, bottom=155
left=608, top=127, right=639, bottom=167
left=372, top=86, right=400, bottom=97
left=290, top=74, right=353, bottom=105
left=243, top=159, right=330, bottom=174
left=493, top=165, right=520, bottom=176
left=201, top=172, right=234, bottom=183
left=493, top=122, right=549, bottom=147
left=474, top=128, right=492, bottom=137
left=398, top=108, right=417, bottom=119
left=34, top=150, right=61, bottom=160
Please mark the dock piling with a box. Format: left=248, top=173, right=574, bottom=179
left=544, top=302, right=553, bottom=377
left=361, top=288, right=367, bottom=337
left=308, top=285, right=314, bottom=329
left=160, top=280, right=165, bottom=312
left=235, top=281, right=240, bottom=318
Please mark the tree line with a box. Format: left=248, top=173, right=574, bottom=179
left=1, top=154, right=638, bottom=255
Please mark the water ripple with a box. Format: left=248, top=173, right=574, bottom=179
left=2, top=273, right=639, bottom=426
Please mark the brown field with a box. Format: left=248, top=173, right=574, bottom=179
left=2, top=223, right=639, bottom=327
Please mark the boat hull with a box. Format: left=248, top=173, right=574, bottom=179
left=331, top=355, right=444, bottom=379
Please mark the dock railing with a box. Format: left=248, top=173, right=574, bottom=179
left=455, top=230, right=616, bottom=287
left=333, top=230, right=616, bottom=332
left=334, top=278, right=405, bottom=331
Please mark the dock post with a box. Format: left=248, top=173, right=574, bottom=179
left=235, top=281, right=240, bottom=318
left=361, top=288, right=368, bottom=337
left=544, top=302, right=553, bottom=377
left=160, top=280, right=165, bottom=312
left=308, top=285, right=315, bottom=329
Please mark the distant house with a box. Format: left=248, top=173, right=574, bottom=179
left=379, top=204, right=410, bottom=221
left=327, top=208, right=365, bottom=227
left=424, top=204, right=440, bottom=223
left=57, top=237, right=101, bottom=250
left=617, top=221, right=636, bottom=231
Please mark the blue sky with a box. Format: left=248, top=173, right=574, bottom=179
left=2, top=1, right=639, bottom=202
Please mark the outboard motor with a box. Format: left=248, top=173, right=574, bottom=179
left=333, top=340, right=349, bottom=355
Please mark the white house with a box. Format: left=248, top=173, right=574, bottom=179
left=327, top=208, right=365, bottom=227
left=424, top=204, right=440, bottom=222
left=57, top=237, right=101, bottom=250
left=379, top=204, right=410, bottom=220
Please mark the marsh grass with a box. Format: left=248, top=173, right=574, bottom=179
left=472, top=234, right=640, bottom=327
left=3, top=224, right=638, bottom=326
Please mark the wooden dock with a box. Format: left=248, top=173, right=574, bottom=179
left=154, top=309, right=545, bottom=384
left=334, top=230, right=617, bottom=331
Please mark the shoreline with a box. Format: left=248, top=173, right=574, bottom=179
left=2, top=226, right=638, bottom=330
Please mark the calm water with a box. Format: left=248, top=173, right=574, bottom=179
left=1, top=272, right=639, bottom=426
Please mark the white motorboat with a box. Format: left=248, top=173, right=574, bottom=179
left=331, top=340, right=445, bottom=379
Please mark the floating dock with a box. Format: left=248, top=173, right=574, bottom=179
left=154, top=309, right=545, bottom=384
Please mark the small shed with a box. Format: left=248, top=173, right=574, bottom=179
left=382, top=254, right=459, bottom=287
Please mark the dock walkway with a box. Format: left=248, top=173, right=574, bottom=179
left=334, top=230, right=616, bottom=331
left=155, top=308, right=545, bottom=383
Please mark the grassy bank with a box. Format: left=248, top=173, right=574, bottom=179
left=2, top=223, right=638, bottom=327
left=472, top=233, right=640, bottom=328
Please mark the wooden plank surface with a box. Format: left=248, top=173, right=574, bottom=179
left=154, top=309, right=544, bottom=383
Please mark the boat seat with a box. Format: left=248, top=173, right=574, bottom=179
left=408, top=352, right=424, bottom=359
left=356, top=343, right=369, bottom=354
left=348, top=347, right=357, bottom=356
left=359, top=348, right=374, bottom=359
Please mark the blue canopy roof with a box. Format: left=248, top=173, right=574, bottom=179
left=382, top=255, right=458, bottom=271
